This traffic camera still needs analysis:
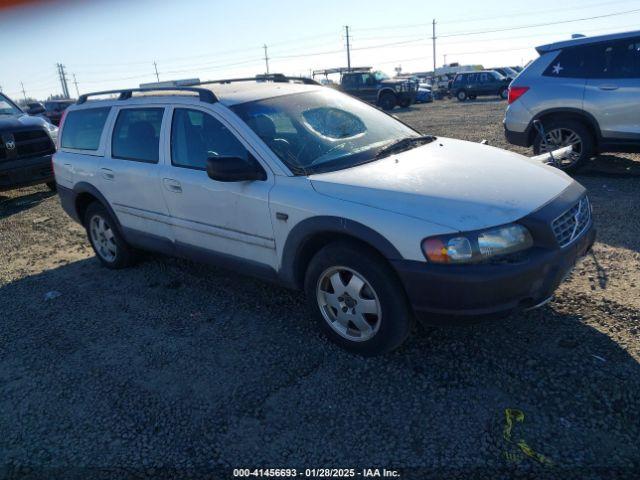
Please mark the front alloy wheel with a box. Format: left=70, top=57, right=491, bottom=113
left=316, top=266, right=381, bottom=342
left=304, top=241, right=412, bottom=355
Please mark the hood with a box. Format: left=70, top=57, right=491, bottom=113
left=381, top=79, right=407, bottom=86
left=0, top=113, right=50, bottom=132
left=309, top=137, right=573, bottom=232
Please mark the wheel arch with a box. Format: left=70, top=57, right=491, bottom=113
left=280, top=216, right=402, bottom=290
left=376, top=88, right=396, bottom=102
left=528, top=108, right=601, bottom=148
left=73, top=182, right=122, bottom=230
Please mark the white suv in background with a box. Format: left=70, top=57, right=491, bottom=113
left=505, top=29, right=640, bottom=172
left=54, top=76, right=595, bottom=355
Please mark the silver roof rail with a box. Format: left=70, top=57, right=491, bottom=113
left=197, top=74, right=320, bottom=86
left=77, top=87, right=217, bottom=104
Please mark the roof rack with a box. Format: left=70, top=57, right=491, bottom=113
left=312, top=67, right=372, bottom=76
left=197, top=73, right=320, bottom=86
left=76, top=87, right=217, bottom=105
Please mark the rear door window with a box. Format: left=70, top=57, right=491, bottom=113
left=588, top=38, right=640, bottom=78
left=60, top=107, right=111, bottom=151
left=111, top=108, right=164, bottom=163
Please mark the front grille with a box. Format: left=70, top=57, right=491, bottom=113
left=0, top=129, right=55, bottom=162
left=552, top=196, right=591, bottom=247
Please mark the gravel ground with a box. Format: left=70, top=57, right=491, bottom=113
left=1, top=98, right=639, bottom=479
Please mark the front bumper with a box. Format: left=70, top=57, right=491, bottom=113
left=393, top=225, right=594, bottom=320
left=0, top=154, right=54, bottom=192
left=392, top=181, right=595, bottom=322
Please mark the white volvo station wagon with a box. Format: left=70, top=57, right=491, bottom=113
left=53, top=75, right=595, bottom=355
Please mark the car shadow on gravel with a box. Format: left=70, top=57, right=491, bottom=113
left=0, top=189, right=56, bottom=219
left=1, top=256, right=639, bottom=477
left=579, top=155, right=640, bottom=178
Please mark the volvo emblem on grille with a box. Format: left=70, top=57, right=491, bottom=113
left=570, top=200, right=583, bottom=242
left=5, top=139, right=16, bottom=150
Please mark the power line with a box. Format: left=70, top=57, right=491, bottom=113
left=352, top=0, right=637, bottom=31
left=439, top=7, right=640, bottom=37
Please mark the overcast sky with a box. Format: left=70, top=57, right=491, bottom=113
left=1, top=0, right=639, bottom=100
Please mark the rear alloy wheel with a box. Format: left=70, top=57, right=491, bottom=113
left=305, top=241, right=412, bottom=355
left=533, top=120, right=594, bottom=172
left=84, top=202, right=135, bottom=269
left=456, top=90, right=467, bottom=101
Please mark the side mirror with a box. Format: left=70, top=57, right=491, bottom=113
left=206, top=154, right=266, bottom=182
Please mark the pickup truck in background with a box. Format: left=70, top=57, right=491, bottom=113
left=0, top=92, right=58, bottom=192
left=314, top=67, right=417, bottom=110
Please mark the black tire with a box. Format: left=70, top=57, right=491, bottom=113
left=398, top=97, right=411, bottom=108
left=533, top=119, right=595, bottom=173
left=378, top=91, right=396, bottom=111
left=304, top=241, right=413, bottom=356
left=499, top=87, right=508, bottom=100
left=45, top=181, right=57, bottom=192
left=84, top=202, right=135, bottom=269
left=456, top=90, right=467, bottom=101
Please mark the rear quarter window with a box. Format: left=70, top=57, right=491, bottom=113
left=61, top=107, right=111, bottom=151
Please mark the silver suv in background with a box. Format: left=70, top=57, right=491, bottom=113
left=504, top=30, right=640, bottom=172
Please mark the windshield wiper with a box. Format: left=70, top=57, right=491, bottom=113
left=375, top=135, right=435, bottom=159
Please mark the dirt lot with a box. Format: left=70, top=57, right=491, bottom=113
left=1, top=98, right=639, bottom=479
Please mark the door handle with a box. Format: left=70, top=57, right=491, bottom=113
left=598, top=84, right=619, bottom=91
left=100, top=168, right=114, bottom=180
left=163, top=178, right=182, bottom=193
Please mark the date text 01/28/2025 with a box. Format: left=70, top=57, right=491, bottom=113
left=232, top=468, right=401, bottom=478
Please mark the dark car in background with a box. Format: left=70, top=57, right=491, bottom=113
left=416, top=83, right=433, bottom=103
left=490, top=67, right=520, bottom=81
left=0, top=92, right=58, bottom=191
left=42, top=99, right=74, bottom=125
left=340, top=68, right=417, bottom=110
left=451, top=70, right=510, bottom=101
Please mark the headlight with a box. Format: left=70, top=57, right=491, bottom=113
left=422, top=224, right=532, bottom=264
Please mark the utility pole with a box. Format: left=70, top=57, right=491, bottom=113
left=263, top=44, right=270, bottom=74
left=153, top=61, right=160, bottom=82
left=72, top=73, right=80, bottom=97
left=345, top=25, right=351, bottom=71
left=57, top=63, right=70, bottom=98
left=20, top=81, right=27, bottom=102
left=432, top=19, right=437, bottom=74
